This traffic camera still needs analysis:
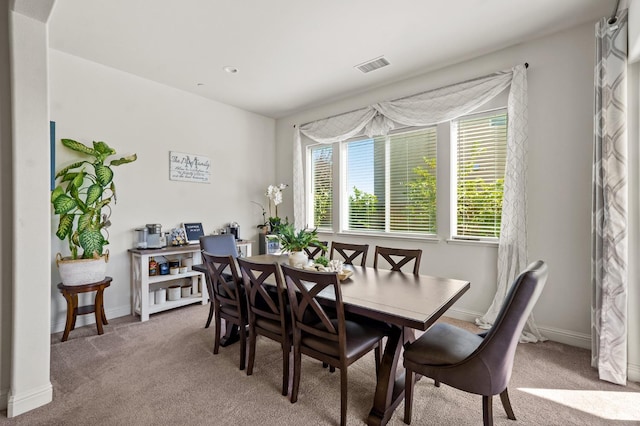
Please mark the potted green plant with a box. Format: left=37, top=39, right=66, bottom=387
left=277, top=223, right=326, bottom=267
left=51, top=138, right=137, bottom=285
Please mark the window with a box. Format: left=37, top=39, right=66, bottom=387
left=309, top=145, right=333, bottom=229
left=344, top=127, right=437, bottom=235
left=305, top=109, right=507, bottom=241
left=453, top=110, right=507, bottom=239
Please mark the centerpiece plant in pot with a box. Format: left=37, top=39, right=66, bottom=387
left=51, top=138, right=137, bottom=285
left=277, top=223, right=326, bottom=267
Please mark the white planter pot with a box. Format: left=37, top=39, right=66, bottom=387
left=56, top=251, right=109, bottom=286
left=288, top=251, right=308, bottom=268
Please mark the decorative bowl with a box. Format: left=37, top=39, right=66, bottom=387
left=337, top=270, right=353, bottom=281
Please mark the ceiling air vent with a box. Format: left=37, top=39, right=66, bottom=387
left=355, top=56, right=390, bottom=73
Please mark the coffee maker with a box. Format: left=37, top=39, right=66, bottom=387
left=227, top=222, right=240, bottom=240
left=134, top=224, right=167, bottom=249
left=146, top=224, right=166, bottom=248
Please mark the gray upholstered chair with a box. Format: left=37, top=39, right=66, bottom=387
left=200, top=234, right=239, bottom=257
left=200, top=234, right=239, bottom=328
left=403, top=260, right=548, bottom=426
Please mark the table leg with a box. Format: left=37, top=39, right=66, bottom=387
left=219, top=323, right=240, bottom=347
left=367, top=325, right=404, bottom=426
left=95, top=287, right=105, bottom=335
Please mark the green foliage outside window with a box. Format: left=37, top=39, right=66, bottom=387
left=314, top=190, right=332, bottom=227
left=404, top=157, right=437, bottom=233
left=348, top=187, right=380, bottom=230
left=456, top=161, right=504, bottom=237
left=312, top=147, right=333, bottom=228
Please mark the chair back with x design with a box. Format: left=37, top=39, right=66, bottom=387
left=304, top=241, right=329, bottom=261
left=330, top=241, right=369, bottom=267
left=281, top=264, right=346, bottom=358
left=201, top=251, right=247, bottom=369
left=238, top=259, right=288, bottom=334
left=374, top=246, right=423, bottom=275
left=237, top=258, right=291, bottom=395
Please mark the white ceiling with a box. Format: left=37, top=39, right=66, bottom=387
left=48, top=0, right=615, bottom=119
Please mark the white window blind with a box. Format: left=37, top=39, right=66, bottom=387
left=345, top=127, right=437, bottom=234
left=454, top=110, right=507, bottom=239
left=389, top=128, right=437, bottom=233
left=310, top=145, right=333, bottom=229
left=346, top=138, right=385, bottom=231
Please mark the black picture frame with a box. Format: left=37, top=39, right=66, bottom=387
left=182, top=222, right=204, bottom=244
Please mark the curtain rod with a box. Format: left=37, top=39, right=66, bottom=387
left=293, top=62, right=529, bottom=129
left=609, top=0, right=620, bottom=25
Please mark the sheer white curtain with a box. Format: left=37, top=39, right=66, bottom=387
left=474, top=65, right=544, bottom=342
left=592, top=8, right=628, bottom=386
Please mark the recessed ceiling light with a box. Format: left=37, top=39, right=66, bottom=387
left=223, top=66, right=239, bottom=74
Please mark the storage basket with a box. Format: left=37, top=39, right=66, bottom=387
left=167, top=285, right=181, bottom=301
left=181, top=285, right=191, bottom=298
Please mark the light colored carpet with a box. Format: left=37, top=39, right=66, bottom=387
left=1, top=304, right=639, bottom=425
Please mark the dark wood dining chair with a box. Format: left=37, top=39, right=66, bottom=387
left=280, top=263, right=387, bottom=426
left=330, top=241, right=369, bottom=267
left=403, top=260, right=548, bottom=426
left=303, top=241, right=328, bottom=261
left=201, top=251, right=247, bottom=371
left=373, top=246, right=423, bottom=275
left=237, top=257, right=291, bottom=396
left=200, top=234, right=239, bottom=328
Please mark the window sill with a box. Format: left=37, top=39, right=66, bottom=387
left=446, top=238, right=499, bottom=247
left=330, top=230, right=441, bottom=244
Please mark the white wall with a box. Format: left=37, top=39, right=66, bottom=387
left=48, top=50, right=276, bottom=331
left=276, top=21, right=640, bottom=382
left=7, top=6, right=54, bottom=417
left=0, top=0, right=12, bottom=412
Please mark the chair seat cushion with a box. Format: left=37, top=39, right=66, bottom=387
left=404, top=323, right=483, bottom=366
left=302, top=319, right=385, bottom=358
left=217, top=276, right=241, bottom=298
left=256, top=317, right=291, bottom=334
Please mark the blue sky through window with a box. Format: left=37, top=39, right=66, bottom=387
left=347, top=138, right=375, bottom=195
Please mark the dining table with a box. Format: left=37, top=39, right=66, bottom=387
left=241, top=253, right=471, bottom=426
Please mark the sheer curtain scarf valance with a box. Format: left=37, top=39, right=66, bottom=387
left=292, top=65, right=523, bottom=229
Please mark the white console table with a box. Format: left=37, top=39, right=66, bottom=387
left=129, top=240, right=253, bottom=321
left=129, top=245, right=207, bottom=322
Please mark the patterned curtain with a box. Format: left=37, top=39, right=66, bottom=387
left=592, top=8, right=628, bottom=386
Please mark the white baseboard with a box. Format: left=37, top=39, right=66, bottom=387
left=7, top=383, right=52, bottom=417
left=51, top=304, right=132, bottom=334
left=628, top=362, right=640, bottom=384
left=536, top=324, right=591, bottom=349
left=445, top=307, right=592, bottom=348
left=443, top=307, right=484, bottom=323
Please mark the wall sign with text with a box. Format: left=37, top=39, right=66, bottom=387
left=169, top=151, right=211, bottom=183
